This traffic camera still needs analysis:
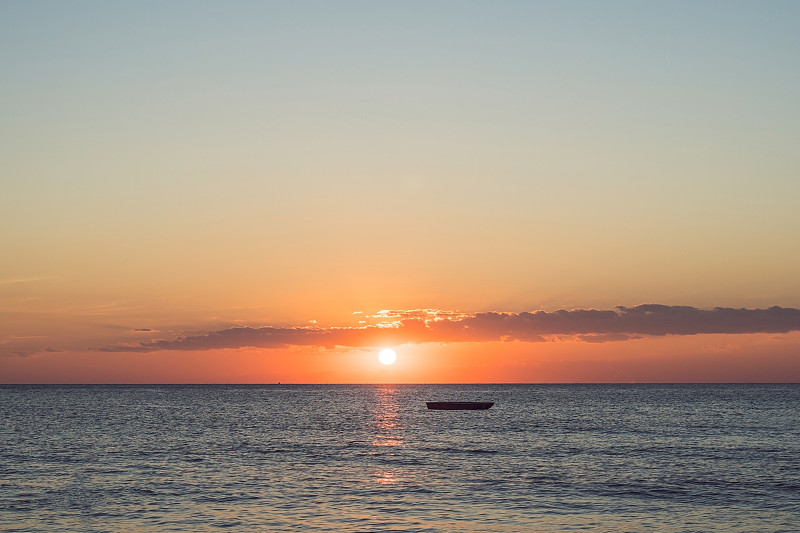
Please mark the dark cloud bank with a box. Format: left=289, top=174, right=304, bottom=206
left=101, top=305, right=800, bottom=353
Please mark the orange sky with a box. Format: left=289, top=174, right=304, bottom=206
left=3, top=3, right=800, bottom=383
left=4, top=328, right=800, bottom=384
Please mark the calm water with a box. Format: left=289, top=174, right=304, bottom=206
left=1, top=384, right=799, bottom=532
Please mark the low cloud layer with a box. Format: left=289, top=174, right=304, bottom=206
left=100, top=305, right=800, bottom=353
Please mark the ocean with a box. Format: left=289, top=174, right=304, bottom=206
left=1, top=384, right=798, bottom=532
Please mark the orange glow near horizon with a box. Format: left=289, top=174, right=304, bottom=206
left=2, top=332, right=800, bottom=384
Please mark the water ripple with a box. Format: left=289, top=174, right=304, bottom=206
left=1, top=384, right=799, bottom=532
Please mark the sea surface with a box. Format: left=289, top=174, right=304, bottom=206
left=1, top=384, right=799, bottom=532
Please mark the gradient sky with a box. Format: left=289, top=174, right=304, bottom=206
left=2, top=1, right=800, bottom=383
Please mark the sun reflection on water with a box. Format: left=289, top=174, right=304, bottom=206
left=369, top=385, right=409, bottom=485
left=370, top=385, right=404, bottom=449
left=373, top=470, right=406, bottom=485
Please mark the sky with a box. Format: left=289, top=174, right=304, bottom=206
left=2, top=1, right=800, bottom=383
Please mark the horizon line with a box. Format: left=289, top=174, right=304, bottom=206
left=3, top=382, right=799, bottom=386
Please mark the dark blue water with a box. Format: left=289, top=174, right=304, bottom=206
left=1, top=384, right=799, bottom=532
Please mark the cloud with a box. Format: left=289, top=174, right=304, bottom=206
left=98, top=305, right=800, bottom=353
left=577, top=333, right=641, bottom=343
left=463, top=305, right=800, bottom=337
left=0, top=276, right=55, bottom=285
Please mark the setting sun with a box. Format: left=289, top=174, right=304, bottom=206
left=378, top=348, right=397, bottom=365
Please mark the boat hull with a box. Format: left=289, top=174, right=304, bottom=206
left=426, top=401, right=494, bottom=410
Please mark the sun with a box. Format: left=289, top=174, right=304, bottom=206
left=378, top=348, right=397, bottom=365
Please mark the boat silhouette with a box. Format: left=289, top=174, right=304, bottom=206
left=426, top=401, right=493, bottom=410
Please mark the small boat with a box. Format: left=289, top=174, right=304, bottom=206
left=426, top=401, right=494, bottom=410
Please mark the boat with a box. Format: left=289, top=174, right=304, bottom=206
left=426, top=401, right=494, bottom=410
